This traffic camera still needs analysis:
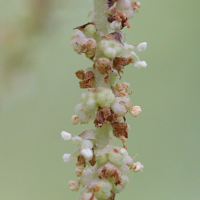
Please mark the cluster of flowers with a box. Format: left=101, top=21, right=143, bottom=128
left=62, top=0, right=147, bottom=199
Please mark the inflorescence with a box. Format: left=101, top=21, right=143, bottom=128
left=61, top=1, right=146, bottom=199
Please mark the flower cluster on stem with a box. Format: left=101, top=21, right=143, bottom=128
left=62, top=0, right=147, bottom=199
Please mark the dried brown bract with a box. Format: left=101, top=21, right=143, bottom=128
left=113, top=57, right=134, bottom=76
left=112, top=122, right=128, bottom=139
left=75, top=70, right=95, bottom=88
left=103, top=32, right=123, bottom=44
left=74, top=22, right=95, bottom=31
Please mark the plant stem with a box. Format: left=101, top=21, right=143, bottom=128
left=93, top=0, right=109, bottom=34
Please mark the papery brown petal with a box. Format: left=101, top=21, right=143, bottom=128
left=79, top=79, right=94, bottom=88
left=78, top=70, right=94, bottom=88
left=85, top=71, right=94, bottom=80
left=94, top=107, right=113, bottom=127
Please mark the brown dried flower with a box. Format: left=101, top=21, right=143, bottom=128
left=75, top=70, right=95, bottom=88
left=76, top=155, right=86, bottom=167
left=112, top=122, right=128, bottom=139
left=83, top=39, right=97, bottom=58
left=94, top=108, right=111, bottom=127
left=113, top=57, right=134, bottom=76
left=94, top=108, right=121, bottom=127
left=95, top=58, right=112, bottom=75
left=108, top=10, right=130, bottom=29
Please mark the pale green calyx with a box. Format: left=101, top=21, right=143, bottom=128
left=81, top=140, right=94, bottom=150
left=95, top=88, right=115, bottom=108
left=99, top=39, right=123, bottom=59
left=111, top=175, right=129, bottom=193
left=96, top=150, right=109, bottom=166
left=71, top=136, right=83, bottom=145
left=82, top=92, right=98, bottom=112
left=94, top=180, right=112, bottom=199
left=108, top=147, right=128, bottom=167
left=83, top=24, right=96, bottom=38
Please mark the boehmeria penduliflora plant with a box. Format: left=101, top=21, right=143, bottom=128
left=61, top=0, right=147, bottom=199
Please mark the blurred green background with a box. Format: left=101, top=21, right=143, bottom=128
left=0, top=0, right=200, bottom=199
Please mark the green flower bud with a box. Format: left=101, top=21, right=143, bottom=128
left=71, top=136, right=83, bottom=145
left=95, top=88, right=115, bottom=108
left=103, top=47, right=117, bottom=58
left=83, top=24, right=96, bottom=38
left=80, top=167, right=96, bottom=186
left=94, top=180, right=112, bottom=199
left=82, top=92, right=98, bottom=112
left=81, top=140, right=93, bottom=150
left=96, top=152, right=109, bottom=166
left=108, top=147, right=128, bottom=167
left=80, top=92, right=87, bottom=102
left=99, top=39, right=123, bottom=59
left=111, top=175, right=129, bottom=193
